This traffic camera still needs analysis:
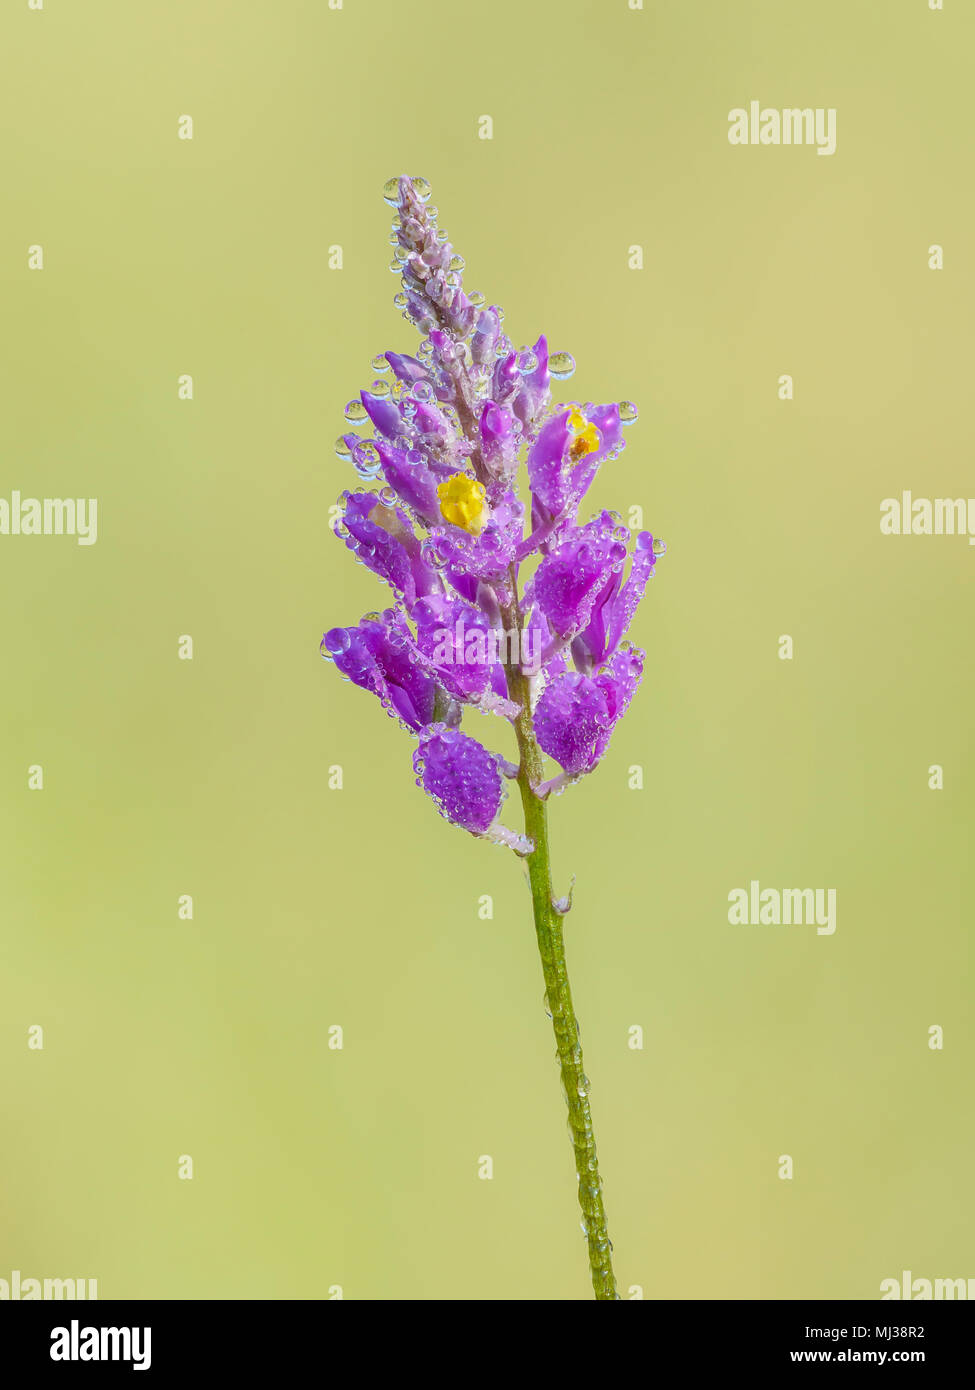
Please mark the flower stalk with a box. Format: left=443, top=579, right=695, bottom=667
left=502, top=601, right=618, bottom=1300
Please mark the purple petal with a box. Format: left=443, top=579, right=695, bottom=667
left=492, top=350, right=520, bottom=403
left=513, top=334, right=550, bottom=429
left=530, top=512, right=627, bottom=641
left=534, top=673, right=612, bottom=775
left=593, top=645, right=645, bottom=725
left=340, top=491, right=442, bottom=611
left=526, top=410, right=572, bottom=516
left=413, top=725, right=503, bottom=833
left=527, top=403, right=627, bottom=525
left=573, top=531, right=657, bottom=671
left=374, top=438, right=452, bottom=527
left=471, top=308, right=500, bottom=365
left=323, top=612, right=449, bottom=732
left=411, top=594, right=503, bottom=701
left=360, top=390, right=408, bottom=440
left=385, top=351, right=430, bottom=385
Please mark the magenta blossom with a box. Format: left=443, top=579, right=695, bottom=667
left=324, top=175, right=662, bottom=843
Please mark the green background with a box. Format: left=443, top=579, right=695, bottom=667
left=1, top=0, right=971, bottom=1300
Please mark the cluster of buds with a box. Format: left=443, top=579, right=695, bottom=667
left=323, top=176, right=662, bottom=849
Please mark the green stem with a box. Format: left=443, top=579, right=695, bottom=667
left=503, top=611, right=618, bottom=1301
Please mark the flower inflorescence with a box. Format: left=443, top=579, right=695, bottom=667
left=323, top=175, right=662, bottom=845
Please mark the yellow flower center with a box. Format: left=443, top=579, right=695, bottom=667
left=567, top=408, right=600, bottom=463
left=437, top=472, right=487, bottom=534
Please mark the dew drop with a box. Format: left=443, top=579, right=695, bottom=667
left=344, top=400, right=368, bottom=423
left=410, top=175, right=432, bottom=203
left=371, top=354, right=390, bottom=373
left=335, top=435, right=355, bottom=460
left=382, top=177, right=403, bottom=207
left=652, top=537, right=666, bottom=556
left=549, top=350, right=576, bottom=380
left=324, top=628, right=351, bottom=657
left=618, top=400, right=639, bottom=424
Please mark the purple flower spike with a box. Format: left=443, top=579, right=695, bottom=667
left=413, top=725, right=503, bottom=834
left=322, top=176, right=668, bottom=1299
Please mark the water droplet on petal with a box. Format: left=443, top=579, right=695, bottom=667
left=335, top=436, right=355, bottom=460
left=345, top=400, right=368, bottom=423
left=371, top=354, right=390, bottom=373
left=652, top=537, right=666, bottom=556
left=324, top=628, right=351, bottom=656
left=382, top=177, right=403, bottom=207
left=410, top=175, right=432, bottom=202
left=549, top=350, right=576, bottom=380
left=618, top=400, right=639, bottom=424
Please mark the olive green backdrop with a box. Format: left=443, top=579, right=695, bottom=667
left=1, top=0, right=971, bottom=1299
